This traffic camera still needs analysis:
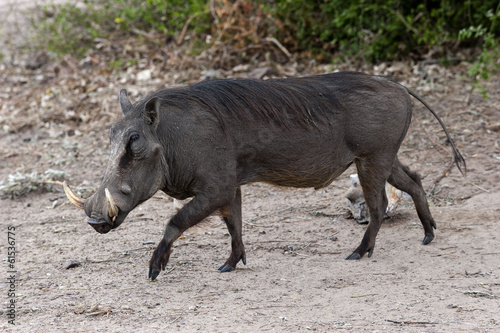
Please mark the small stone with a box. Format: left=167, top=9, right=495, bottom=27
left=248, top=67, right=275, bottom=79
left=487, top=123, right=500, bottom=132
left=233, top=64, right=250, bottom=72
left=200, top=69, right=223, bottom=81
left=136, top=69, right=152, bottom=81
left=73, top=305, right=86, bottom=314
left=64, top=259, right=81, bottom=269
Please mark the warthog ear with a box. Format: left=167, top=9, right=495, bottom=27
left=119, top=89, right=133, bottom=115
left=144, top=97, right=160, bottom=128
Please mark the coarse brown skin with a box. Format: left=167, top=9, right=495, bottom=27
left=68, top=72, right=465, bottom=281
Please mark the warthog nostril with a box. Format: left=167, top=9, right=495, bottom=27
left=120, top=184, right=132, bottom=195
left=88, top=218, right=112, bottom=234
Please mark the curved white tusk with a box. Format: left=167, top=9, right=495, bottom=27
left=63, top=181, right=85, bottom=209
left=105, top=188, right=118, bottom=222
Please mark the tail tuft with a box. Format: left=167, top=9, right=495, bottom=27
left=454, top=147, right=466, bottom=176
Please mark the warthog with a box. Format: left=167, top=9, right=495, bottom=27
left=64, top=72, right=465, bottom=280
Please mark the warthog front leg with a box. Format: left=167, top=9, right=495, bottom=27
left=218, top=187, right=246, bottom=272
left=149, top=189, right=237, bottom=280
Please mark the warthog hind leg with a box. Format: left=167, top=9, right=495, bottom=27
left=346, top=157, right=391, bottom=260
left=388, top=158, right=436, bottom=245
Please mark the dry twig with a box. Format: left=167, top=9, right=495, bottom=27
left=264, top=37, right=292, bottom=59
left=386, top=319, right=438, bottom=325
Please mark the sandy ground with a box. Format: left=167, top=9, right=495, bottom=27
left=1, top=70, right=499, bottom=332
left=1, top=1, right=500, bottom=332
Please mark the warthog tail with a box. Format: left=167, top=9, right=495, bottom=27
left=406, top=88, right=466, bottom=176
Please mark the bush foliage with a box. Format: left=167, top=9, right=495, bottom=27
left=33, top=0, right=500, bottom=64
left=270, top=0, right=500, bottom=62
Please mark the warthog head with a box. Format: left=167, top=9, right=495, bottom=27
left=65, top=89, right=166, bottom=233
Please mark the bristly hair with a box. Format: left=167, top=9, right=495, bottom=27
left=141, top=72, right=378, bottom=131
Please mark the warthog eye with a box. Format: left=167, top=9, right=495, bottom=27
left=130, top=133, right=140, bottom=143
left=126, top=133, right=141, bottom=156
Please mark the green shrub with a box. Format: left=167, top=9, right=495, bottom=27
left=32, top=0, right=210, bottom=58
left=112, top=0, right=209, bottom=35
left=268, top=0, right=500, bottom=62
left=33, top=2, right=106, bottom=57
left=459, top=3, right=500, bottom=97
left=31, top=0, right=500, bottom=65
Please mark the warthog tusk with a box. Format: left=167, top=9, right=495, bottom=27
left=63, top=181, right=85, bottom=209
left=105, top=188, right=118, bottom=222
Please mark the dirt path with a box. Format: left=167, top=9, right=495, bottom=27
left=1, top=167, right=499, bottom=332
left=1, top=68, right=499, bottom=332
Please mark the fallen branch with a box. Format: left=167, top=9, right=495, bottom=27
left=430, top=158, right=455, bottom=188
left=386, top=319, right=438, bottom=325
left=458, top=290, right=497, bottom=298
left=131, top=28, right=159, bottom=41
left=465, top=181, right=490, bottom=193
left=210, top=0, right=242, bottom=51
left=86, top=309, right=112, bottom=317
left=351, top=293, right=377, bottom=298
left=176, top=10, right=209, bottom=46
left=264, top=37, right=292, bottom=60
left=315, top=251, right=343, bottom=255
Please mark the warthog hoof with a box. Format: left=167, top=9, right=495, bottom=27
left=149, top=268, right=161, bottom=281
left=422, top=234, right=434, bottom=245
left=345, top=252, right=362, bottom=260
left=218, top=253, right=247, bottom=273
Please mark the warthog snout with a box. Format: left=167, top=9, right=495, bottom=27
left=64, top=182, right=123, bottom=233
left=87, top=216, right=114, bottom=234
